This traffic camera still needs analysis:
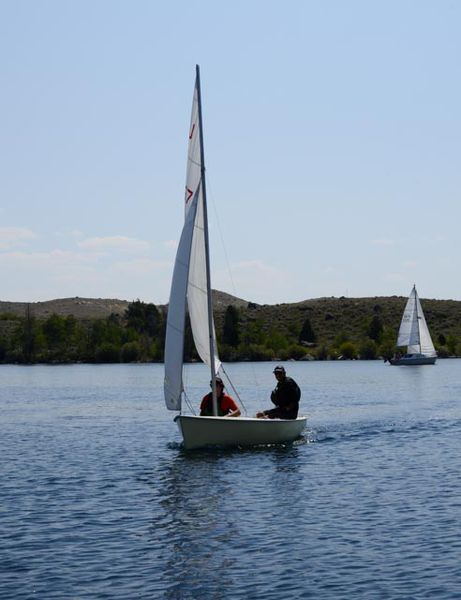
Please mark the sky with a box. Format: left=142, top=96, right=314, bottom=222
left=1, top=0, right=460, bottom=305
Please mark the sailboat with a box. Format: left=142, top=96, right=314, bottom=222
left=389, top=285, right=437, bottom=366
left=163, top=66, right=307, bottom=449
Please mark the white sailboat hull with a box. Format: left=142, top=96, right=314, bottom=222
left=389, top=354, right=436, bottom=366
left=175, top=415, right=307, bottom=450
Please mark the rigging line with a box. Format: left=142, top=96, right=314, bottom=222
left=183, top=390, right=196, bottom=415
left=220, top=364, right=248, bottom=416
left=206, top=175, right=237, bottom=296
left=207, top=173, right=260, bottom=399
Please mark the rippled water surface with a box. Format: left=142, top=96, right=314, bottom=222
left=2, top=361, right=461, bottom=599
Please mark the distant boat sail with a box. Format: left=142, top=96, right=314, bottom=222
left=163, top=65, right=307, bottom=448
left=389, top=285, right=437, bottom=366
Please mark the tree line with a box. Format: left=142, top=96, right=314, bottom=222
left=0, top=300, right=458, bottom=364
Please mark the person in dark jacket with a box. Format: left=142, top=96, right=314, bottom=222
left=256, top=366, right=301, bottom=419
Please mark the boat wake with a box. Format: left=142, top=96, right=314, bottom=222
left=308, top=416, right=461, bottom=445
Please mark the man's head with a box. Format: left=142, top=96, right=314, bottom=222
left=273, top=365, right=286, bottom=380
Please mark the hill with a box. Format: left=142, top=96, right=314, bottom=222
left=225, top=294, right=461, bottom=346
left=2, top=292, right=461, bottom=363
left=0, top=297, right=131, bottom=320
left=2, top=293, right=461, bottom=344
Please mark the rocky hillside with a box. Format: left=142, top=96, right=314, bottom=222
left=0, top=297, right=131, bottom=320
left=2, top=292, right=461, bottom=345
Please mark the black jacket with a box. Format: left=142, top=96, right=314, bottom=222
left=270, top=376, right=301, bottom=418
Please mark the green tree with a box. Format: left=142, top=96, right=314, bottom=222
left=367, top=315, right=383, bottom=342
left=21, top=305, right=36, bottom=363
left=90, top=318, right=123, bottom=347
left=64, top=315, right=78, bottom=338
left=281, top=344, right=306, bottom=360
left=339, top=341, right=357, bottom=359
left=222, top=305, right=240, bottom=347
left=315, top=345, right=329, bottom=360
left=121, top=341, right=141, bottom=362
left=334, top=331, right=350, bottom=346
left=0, top=335, right=8, bottom=362
left=266, top=331, right=288, bottom=353
left=95, top=343, right=120, bottom=363
left=299, top=316, right=317, bottom=344
left=379, top=338, right=396, bottom=361
left=125, top=300, right=161, bottom=336
left=241, top=320, right=264, bottom=346
left=42, top=313, right=66, bottom=349
left=183, top=315, right=197, bottom=362
left=359, top=339, right=378, bottom=360
left=243, top=344, right=274, bottom=361
left=446, top=335, right=457, bottom=355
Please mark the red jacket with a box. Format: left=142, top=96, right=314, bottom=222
left=200, top=392, right=238, bottom=416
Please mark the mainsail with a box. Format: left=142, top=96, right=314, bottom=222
left=164, top=67, right=221, bottom=412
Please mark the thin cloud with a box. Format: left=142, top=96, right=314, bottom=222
left=0, top=249, right=97, bottom=267
left=214, top=259, right=292, bottom=304
left=0, top=227, right=37, bottom=250
left=164, top=239, right=178, bottom=251
left=402, top=260, right=417, bottom=268
left=370, top=238, right=396, bottom=246
left=383, top=273, right=405, bottom=283
left=54, top=229, right=85, bottom=239
left=78, top=236, right=150, bottom=254
left=112, top=258, right=171, bottom=275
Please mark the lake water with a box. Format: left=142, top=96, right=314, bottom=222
left=1, top=360, right=461, bottom=599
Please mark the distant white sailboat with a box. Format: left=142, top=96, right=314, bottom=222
left=163, top=65, right=307, bottom=449
left=389, top=285, right=437, bottom=366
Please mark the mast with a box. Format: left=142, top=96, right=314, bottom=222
left=413, top=285, right=421, bottom=354
left=195, top=64, right=218, bottom=416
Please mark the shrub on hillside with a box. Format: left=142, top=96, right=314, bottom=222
left=338, top=341, right=357, bottom=360
left=243, top=344, right=275, bottom=361
left=121, top=341, right=141, bottom=363
left=94, top=343, right=120, bottom=363
left=315, top=345, right=329, bottom=360
left=358, top=339, right=378, bottom=360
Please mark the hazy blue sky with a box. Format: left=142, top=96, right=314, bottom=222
left=1, top=0, right=460, bottom=304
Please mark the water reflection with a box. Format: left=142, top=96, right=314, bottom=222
left=148, top=451, right=241, bottom=599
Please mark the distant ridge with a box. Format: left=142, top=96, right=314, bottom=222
left=2, top=293, right=461, bottom=346
left=0, top=297, right=131, bottom=320
left=0, top=291, right=248, bottom=320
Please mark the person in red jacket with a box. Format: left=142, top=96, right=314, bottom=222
left=200, top=377, right=241, bottom=417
